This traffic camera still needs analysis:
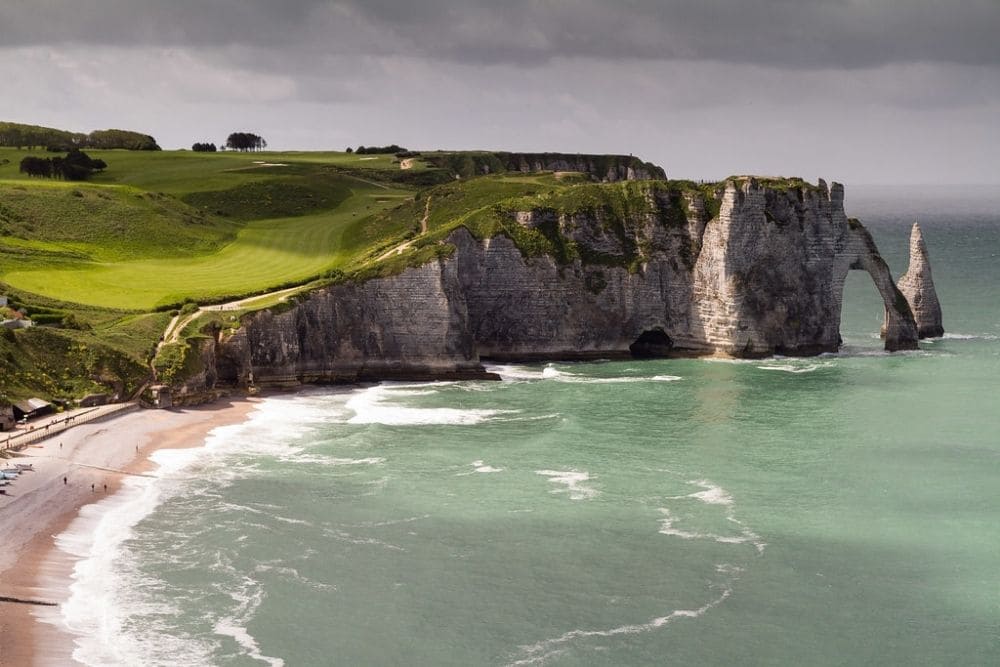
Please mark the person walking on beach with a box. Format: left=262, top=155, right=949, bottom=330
left=63, top=476, right=67, bottom=485
left=103, top=483, right=107, bottom=492
left=91, top=483, right=95, bottom=492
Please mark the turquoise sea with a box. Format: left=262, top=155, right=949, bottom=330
left=54, top=186, right=999, bottom=665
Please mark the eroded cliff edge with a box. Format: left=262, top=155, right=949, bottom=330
left=177, top=177, right=924, bottom=396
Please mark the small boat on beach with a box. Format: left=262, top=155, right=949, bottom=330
left=13, top=463, right=34, bottom=471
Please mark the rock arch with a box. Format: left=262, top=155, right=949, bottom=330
left=844, top=224, right=919, bottom=351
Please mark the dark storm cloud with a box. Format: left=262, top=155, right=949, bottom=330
left=2, top=0, right=998, bottom=69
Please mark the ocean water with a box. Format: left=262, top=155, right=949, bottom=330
left=54, top=186, right=1000, bottom=666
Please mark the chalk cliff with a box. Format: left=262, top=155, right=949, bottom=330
left=423, top=152, right=665, bottom=181
left=177, top=177, right=924, bottom=395
left=897, top=223, right=944, bottom=338
left=493, top=153, right=665, bottom=181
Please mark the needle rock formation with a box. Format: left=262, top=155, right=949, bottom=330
left=897, top=223, right=944, bottom=338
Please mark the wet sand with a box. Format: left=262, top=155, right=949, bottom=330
left=0, top=397, right=260, bottom=666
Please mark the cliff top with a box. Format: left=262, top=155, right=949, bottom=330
left=0, top=138, right=827, bottom=403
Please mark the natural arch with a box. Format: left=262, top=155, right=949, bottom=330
left=844, top=226, right=919, bottom=352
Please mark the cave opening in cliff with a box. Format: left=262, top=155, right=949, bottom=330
left=629, top=329, right=674, bottom=358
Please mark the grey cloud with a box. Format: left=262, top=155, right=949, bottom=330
left=2, top=1, right=998, bottom=69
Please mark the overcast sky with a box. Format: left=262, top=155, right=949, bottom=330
left=2, top=1, right=998, bottom=184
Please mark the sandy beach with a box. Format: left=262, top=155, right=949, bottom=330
left=0, top=397, right=260, bottom=666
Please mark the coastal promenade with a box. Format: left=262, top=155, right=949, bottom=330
left=1, top=402, right=139, bottom=452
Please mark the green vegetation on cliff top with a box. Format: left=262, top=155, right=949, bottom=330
left=0, top=141, right=814, bottom=402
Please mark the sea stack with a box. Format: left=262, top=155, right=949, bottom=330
left=897, top=223, right=944, bottom=338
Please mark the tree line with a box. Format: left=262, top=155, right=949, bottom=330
left=19, top=149, right=107, bottom=181
left=351, top=144, right=408, bottom=155
left=0, top=122, right=159, bottom=151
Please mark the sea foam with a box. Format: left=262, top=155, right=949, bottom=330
left=490, top=363, right=682, bottom=384
left=536, top=470, right=598, bottom=500
left=471, top=460, right=505, bottom=473
left=212, top=576, right=284, bottom=667
left=508, top=476, right=764, bottom=664
left=757, top=362, right=831, bottom=374
left=507, top=588, right=733, bottom=666
left=52, top=399, right=302, bottom=666
left=54, top=446, right=214, bottom=666
left=345, top=384, right=516, bottom=425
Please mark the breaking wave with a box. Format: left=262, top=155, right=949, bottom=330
left=345, top=384, right=517, bottom=425
left=489, top=364, right=681, bottom=384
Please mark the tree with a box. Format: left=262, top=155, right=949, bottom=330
left=354, top=144, right=407, bottom=155
left=192, top=142, right=217, bottom=152
left=19, top=156, right=51, bottom=178
left=18, top=150, right=105, bottom=181
left=86, top=129, right=160, bottom=150
left=60, top=149, right=103, bottom=180
left=225, top=132, right=266, bottom=152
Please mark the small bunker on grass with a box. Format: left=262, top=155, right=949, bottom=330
left=629, top=329, right=673, bottom=358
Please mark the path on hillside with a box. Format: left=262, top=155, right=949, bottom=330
left=374, top=196, right=432, bottom=262
left=201, top=285, right=303, bottom=313
left=342, top=173, right=392, bottom=190
left=421, top=195, right=432, bottom=234
left=159, top=285, right=304, bottom=347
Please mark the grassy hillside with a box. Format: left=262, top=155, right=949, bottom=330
left=4, top=183, right=411, bottom=309
left=0, top=180, right=236, bottom=262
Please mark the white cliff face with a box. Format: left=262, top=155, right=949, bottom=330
left=898, top=223, right=944, bottom=338
left=686, top=179, right=918, bottom=355
left=191, top=178, right=923, bottom=391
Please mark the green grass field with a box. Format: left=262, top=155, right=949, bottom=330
left=0, top=148, right=419, bottom=309
left=4, top=185, right=411, bottom=308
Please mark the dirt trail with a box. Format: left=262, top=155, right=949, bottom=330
left=158, top=285, right=305, bottom=350
left=341, top=173, right=391, bottom=190
left=374, top=196, right=432, bottom=262
left=421, top=196, right=432, bottom=234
